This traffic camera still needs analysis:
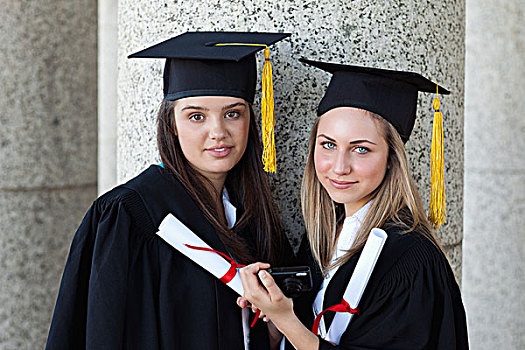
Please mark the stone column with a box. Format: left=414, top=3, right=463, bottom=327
left=463, top=0, right=525, bottom=348
left=118, top=1, right=465, bottom=273
left=98, top=0, right=119, bottom=194
left=0, top=1, right=97, bottom=348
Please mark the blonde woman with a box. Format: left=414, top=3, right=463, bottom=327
left=238, top=59, right=468, bottom=349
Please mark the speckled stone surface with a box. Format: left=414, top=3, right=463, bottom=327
left=0, top=1, right=97, bottom=348
left=444, top=242, right=463, bottom=285
left=463, top=1, right=525, bottom=348
left=118, top=1, right=465, bottom=273
left=0, top=188, right=96, bottom=349
left=0, top=1, right=97, bottom=189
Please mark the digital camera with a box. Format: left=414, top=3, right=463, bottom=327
left=266, top=266, right=313, bottom=298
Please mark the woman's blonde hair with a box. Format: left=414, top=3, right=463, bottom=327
left=301, top=109, right=441, bottom=273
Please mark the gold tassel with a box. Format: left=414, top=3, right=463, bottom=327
left=261, top=47, right=276, bottom=173
left=429, top=85, right=446, bottom=230
left=213, top=43, right=277, bottom=173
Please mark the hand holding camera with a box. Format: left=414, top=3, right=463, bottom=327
left=238, top=263, right=313, bottom=328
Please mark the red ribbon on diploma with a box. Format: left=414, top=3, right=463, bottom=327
left=184, top=244, right=245, bottom=283
left=312, top=298, right=359, bottom=335
left=183, top=244, right=262, bottom=328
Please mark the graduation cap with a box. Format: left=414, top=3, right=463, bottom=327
left=129, top=31, right=291, bottom=173
left=300, top=58, right=449, bottom=229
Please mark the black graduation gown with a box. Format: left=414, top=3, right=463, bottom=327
left=46, top=165, right=278, bottom=350
left=313, top=224, right=469, bottom=349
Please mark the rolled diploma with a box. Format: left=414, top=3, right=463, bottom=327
left=157, top=213, right=244, bottom=296
left=324, top=228, right=388, bottom=344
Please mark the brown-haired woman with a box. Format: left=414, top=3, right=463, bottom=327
left=238, top=59, right=468, bottom=349
left=46, top=32, right=291, bottom=350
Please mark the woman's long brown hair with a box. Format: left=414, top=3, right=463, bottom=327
left=157, top=99, right=283, bottom=265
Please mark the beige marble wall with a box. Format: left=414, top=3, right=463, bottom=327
left=0, top=0, right=97, bottom=348
left=463, top=1, right=525, bottom=348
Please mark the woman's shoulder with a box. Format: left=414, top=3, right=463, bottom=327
left=95, top=165, right=181, bottom=211
left=375, top=224, right=452, bottom=284
left=96, top=164, right=213, bottom=234
left=87, top=165, right=173, bottom=230
left=381, top=224, right=437, bottom=253
left=93, top=166, right=157, bottom=209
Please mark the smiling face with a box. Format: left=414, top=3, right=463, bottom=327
left=173, top=96, right=250, bottom=191
left=314, top=107, right=389, bottom=217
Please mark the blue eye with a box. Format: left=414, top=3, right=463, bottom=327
left=354, top=146, right=369, bottom=154
left=321, top=141, right=336, bottom=150
left=189, top=113, right=204, bottom=121
left=225, top=111, right=240, bottom=119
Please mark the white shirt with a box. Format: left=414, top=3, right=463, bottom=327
left=221, top=189, right=251, bottom=350
left=222, top=188, right=237, bottom=230
left=312, top=201, right=372, bottom=337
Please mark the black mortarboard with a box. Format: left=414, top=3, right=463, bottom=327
left=129, top=32, right=290, bottom=103
left=300, top=58, right=450, bottom=142
left=129, top=31, right=290, bottom=173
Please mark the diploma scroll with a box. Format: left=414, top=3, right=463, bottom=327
left=322, top=228, right=388, bottom=345
left=157, top=213, right=244, bottom=296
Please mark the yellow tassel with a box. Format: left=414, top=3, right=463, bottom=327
left=261, top=47, right=276, bottom=173
left=213, top=43, right=277, bottom=173
left=429, top=85, right=447, bottom=230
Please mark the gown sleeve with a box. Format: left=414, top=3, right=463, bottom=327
left=318, top=237, right=469, bottom=350
left=46, top=190, right=138, bottom=350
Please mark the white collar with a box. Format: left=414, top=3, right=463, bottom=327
left=343, top=200, right=372, bottom=225
left=335, top=201, right=373, bottom=259
left=222, top=188, right=237, bottom=229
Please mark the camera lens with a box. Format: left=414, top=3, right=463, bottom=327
left=282, top=278, right=303, bottom=297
